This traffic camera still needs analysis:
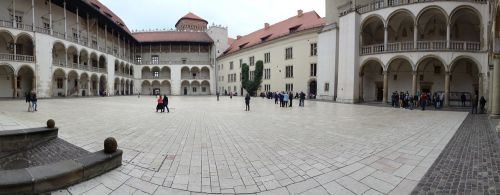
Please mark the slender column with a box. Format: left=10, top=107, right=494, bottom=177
left=97, top=78, right=100, bottom=96
left=48, top=0, right=52, bottom=34
left=444, top=72, right=450, bottom=107
left=412, top=71, right=417, bottom=96
left=76, top=8, right=80, bottom=43
left=359, top=73, right=364, bottom=102
left=31, top=0, right=35, bottom=29
left=87, top=80, right=91, bottom=96
left=118, top=34, right=120, bottom=57
left=413, top=24, right=418, bottom=49
left=96, top=19, right=99, bottom=49
left=478, top=73, right=484, bottom=99
left=64, top=77, right=68, bottom=96
left=105, top=25, right=108, bottom=53
left=491, top=56, right=500, bottom=117
left=87, top=14, right=90, bottom=46
left=63, top=1, right=67, bottom=39
left=13, top=41, right=17, bottom=59
left=446, top=24, right=450, bottom=49
left=76, top=79, right=80, bottom=96
left=382, top=71, right=388, bottom=103
left=13, top=74, right=17, bottom=98
left=32, top=76, right=36, bottom=92
left=384, top=26, right=388, bottom=51
left=12, top=0, right=16, bottom=28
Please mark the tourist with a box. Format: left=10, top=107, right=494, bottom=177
left=289, top=92, right=293, bottom=107
left=224, top=90, right=227, bottom=96
left=480, top=96, right=487, bottom=114
left=25, top=92, right=32, bottom=112
left=471, top=95, right=478, bottom=114
left=245, top=93, right=251, bottom=111
left=163, top=94, right=169, bottom=113
left=274, top=92, right=279, bottom=104
left=156, top=96, right=164, bottom=112
left=31, top=91, right=38, bottom=112
left=420, top=92, right=427, bottom=111
left=216, top=91, right=220, bottom=101
left=391, top=92, right=395, bottom=108
left=299, top=91, right=305, bottom=107
left=461, top=93, right=466, bottom=107
left=283, top=92, right=289, bottom=108
left=230, top=91, right=233, bottom=99
left=279, top=92, right=284, bottom=107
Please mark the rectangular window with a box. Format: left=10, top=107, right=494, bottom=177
left=239, top=59, right=243, bottom=66
left=325, top=83, right=329, bottom=92
left=202, top=87, right=206, bottom=92
left=228, top=74, right=231, bottom=83
left=135, top=56, right=142, bottom=64
left=310, top=63, right=317, bottom=77
left=154, top=71, right=159, bottom=78
left=264, top=52, right=271, bottom=63
left=151, top=55, right=159, bottom=64
left=264, top=68, right=271, bottom=80
left=43, top=22, right=50, bottom=29
left=264, top=84, right=271, bottom=91
left=250, top=71, right=255, bottom=81
left=285, top=66, right=293, bottom=78
left=193, top=87, right=197, bottom=93
left=249, top=56, right=255, bottom=66
left=57, top=78, right=63, bottom=89
left=286, top=83, right=294, bottom=92
left=310, top=43, right=317, bottom=56
left=230, top=61, right=234, bottom=70
left=285, top=47, right=293, bottom=60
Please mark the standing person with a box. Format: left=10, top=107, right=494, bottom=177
left=216, top=91, right=220, bottom=101
left=461, top=93, right=466, bottom=107
left=274, top=92, right=279, bottom=104
left=480, top=96, right=487, bottom=114
left=279, top=92, right=284, bottom=107
left=283, top=92, right=289, bottom=108
left=245, top=93, right=251, bottom=111
left=25, top=92, right=32, bottom=112
left=156, top=96, right=164, bottom=112
left=31, top=91, right=38, bottom=112
left=289, top=92, right=293, bottom=107
left=163, top=94, right=170, bottom=113
left=299, top=91, right=305, bottom=107
left=420, top=93, right=427, bottom=111
left=230, top=91, right=233, bottom=99
left=471, top=95, right=478, bottom=114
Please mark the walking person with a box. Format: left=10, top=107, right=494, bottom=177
left=461, top=93, right=466, bottom=107
left=471, top=95, right=478, bottom=114
left=31, top=91, right=38, bottom=112
left=283, top=92, right=289, bottom=108
left=245, top=93, right=251, bottom=111
left=163, top=94, right=170, bottom=113
left=288, top=92, right=293, bottom=107
left=420, top=92, right=427, bottom=111
left=274, top=92, right=279, bottom=104
left=480, top=96, right=486, bottom=114
left=299, top=91, right=305, bottom=107
left=216, top=91, right=220, bottom=101
left=230, top=91, right=233, bottom=99
left=279, top=92, right=284, bottom=107
left=156, top=96, right=164, bottom=112
left=25, top=92, right=32, bottom=112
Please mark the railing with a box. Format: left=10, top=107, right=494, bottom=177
left=341, top=0, right=487, bottom=16
left=0, top=53, right=14, bottom=61
left=16, top=23, right=33, bottom=31
left=139, top=60, right=211, bottom=65
left=53, top=31, right=65, bottom=39
left=0, top=53, right=35, bottom=62
left=181, top=76, right=210, bottom=80
left=141, top=76, right=171, bottom=80
left=36, top=27, right=50, bottom=34
left=0, top=20, right=13, bottom=28
left=361, top=41, right=481, bottom=55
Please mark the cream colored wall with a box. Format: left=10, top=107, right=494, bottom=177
left=217, top=30, right=319, bottom=95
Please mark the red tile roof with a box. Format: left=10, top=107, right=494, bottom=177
left=132, top=31, right=213, bottom=43
left=221, top=11, right=325, bottom=57
left=176, top=12, right=208, bottom=27
left=86, top=0, right=131, bottom=34
left=228, top=38, right=235, bottom=45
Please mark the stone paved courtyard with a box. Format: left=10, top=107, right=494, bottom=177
left=0, top=96, right=468, bottom=195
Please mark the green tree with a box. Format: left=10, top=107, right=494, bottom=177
left=241, top=60, right=264, bottom=96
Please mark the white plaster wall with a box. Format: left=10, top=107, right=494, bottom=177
left=317, top=25, right=338, bottom=100
left=337, top=12, right=360, bottom=103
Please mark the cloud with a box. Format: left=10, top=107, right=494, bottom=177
left=99, top=0, right=324, bottom=37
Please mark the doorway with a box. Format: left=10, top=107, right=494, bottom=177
left=183, top=87, right=187, bottom=95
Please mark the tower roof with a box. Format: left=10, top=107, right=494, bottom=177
left=176, top=12, right=208, bottom=27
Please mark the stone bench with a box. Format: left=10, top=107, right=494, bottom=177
left=0, top=127, right=58, bottom=153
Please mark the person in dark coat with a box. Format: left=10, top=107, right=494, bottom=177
left=299, top=91, right=306, bottom=107
left=156, top=96, right=164, bottom=112
left=31, top=91, right=38, bottom=112
left=245, top=93, right=251, bottom=111
left=289, top=92, right=293, bottom=107
left=25, top=92, right=32, bottom=112
left=461, top=93, right=467, bottom=107
left=480, top=96, right=487, bottom=114
left=471, top=95, right=478, bottom=114
left=274, top=92, right=279, bottom=104
left=216, top=91, right=220, bottom=101
left=163, top=94, right=169, bottom=113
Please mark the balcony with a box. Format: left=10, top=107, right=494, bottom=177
left=138, top=60, right=211, bottom=65
left=180, top=76, right=210, bottom=80
left=141, top=76, right=171, bottom=80
left=0, top=53, right=35, bottom=62
left=361, top=41, right=481, bottom=55
left=52, top=60, right=104, bottom=73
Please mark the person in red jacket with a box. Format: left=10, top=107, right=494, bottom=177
left=156, top=96, right=164, bottom=112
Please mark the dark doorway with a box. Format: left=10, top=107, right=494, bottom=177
left=183, top=87, right=187, bottom=95
left=309, top=80, right=317, bottom=96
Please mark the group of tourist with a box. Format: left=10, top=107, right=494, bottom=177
left=391, top=90, right=487, bottom=114
left=155, top=95, right=170, bottom=113
left=24, top=91, right=38, bottom=112
left=267, top=91, right=306, bottom=108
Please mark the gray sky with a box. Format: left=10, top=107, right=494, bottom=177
left=99, top=0, right=325, bottom=38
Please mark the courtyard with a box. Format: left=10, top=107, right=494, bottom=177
left=0, top=96, right=468, bottom=194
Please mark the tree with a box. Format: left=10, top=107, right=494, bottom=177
left=241, top=60, right=264, bottom=96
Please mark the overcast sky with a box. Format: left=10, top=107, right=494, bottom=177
left=99, top=0, right=325, bottom=38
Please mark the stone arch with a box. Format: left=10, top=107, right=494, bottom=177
left=449, top=5, right=482, bottom=43
left=361, top=14, right=386, bottom=46
left=161, top=66, right=171, bottom=79
left=450, top=57, right=480, bottom=99
left=80, top=72, right=90, bottom=96
left=14, top=33, right=34, bottom=56
left=152, top=80, right=161, bottom=95
left=79, top=49, right=89, bottom=68
left=449, top=55, right=482, bottom=73
left=98, top=55, right=107, bottom=72
left=416, top=56, right=447, bottom=94
left=90, top=74, right=99, bottom=96
left=181, top=80, right=190, bottom=95
left=67, top=45, right=78, bottom=67
left=141, top=80, right=151, bottom=95
left=416, top=6, right=449, bottom=41
left=360, top=57, right=385, bottom=71
left=99, top=75, right=107, bottom=95
left=141, top=66, right=151, bottom=79
left=160, top=80, right=171, bottom=95
left=0, top=30, right=14, bottom=55
left=359, top=59, right=384, bottom=102
left=90, top=52, right=98, bottom=70
left=387, top=58, right=414, bottom=95
left=52, top=68, right=66, bottom=97
left=114, top=60, right=119, bottom=74
left=201, top=80, right=210, bottom=95
left=181, top=66, right=190, bottom=79
left=416, top=55, right=448, bottom=72
left=200, top=67, right=210, bottom=79
left=387, top=9, right=416, bottom=44
left=0, top=63, right=15, bottom=97
left=387, top=55, right=415, bottom=71
left=191, top=80, right=201, bottom=95
left=52, top=42, right=66, bottom=66
left=67, top=70, right=79, bottom=96
left=16, top=65, right=35, bottom=97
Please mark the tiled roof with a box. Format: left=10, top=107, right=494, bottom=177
left=86, top=0, right=131, bottom=34
left=176, top=12, right=208, bottom=27
left=221, top=11, right=325, bottom=57
left=132, top=31, right=213, bottom=43
left=228, top=38, right=235, bottom=45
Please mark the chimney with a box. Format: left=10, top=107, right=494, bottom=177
left=264, top=23, right=270, bottom=29
left=297, top=9, right=304, bottom=17
left=237, top=35, right=242, bottom=40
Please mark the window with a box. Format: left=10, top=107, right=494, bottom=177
left=285, top=47, right=293, bottom=60
left=151, top=55, right=159, bottom=64
left=154, top=71, right=159, bottom=78
left=249, top=56, right=255, bottom=66
left=202, top=87, right=206, bottom=92
left=135, top=56, right=142, bottom=64
left=239, top=59, right=243, bottom=66
left=57, top=78, right=63, bottom=89
left=43, top=22, right=50, bottom=29
left=264, top=52, right=271, bottom=63
left=285, top=66, right=293, bottom=78
left=10, top=13, right=23, bottom=24
left=324, top=83, right=329, bottom=92
left=289, top=25, right=301, bottom=33
left=310, top=43, right=317, bottom=56
left=250, top=71, right=255, bottom=81
left=193, top=87, right=197, bottom=93
left=310, top=63, right=317, bottom=77
left=286, top=83, right=294, bottom=92
left=230, top=61, right=234, bottom=70
left=264, top=84, right=271, bottom=91
left=182, top=58, right=187, bottom=64
left=264, top=68, right=271, bottom=80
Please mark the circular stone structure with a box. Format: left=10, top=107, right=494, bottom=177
left=104, top=137, right=117, bottom=153
left=47, top=119, right=55, bottom=128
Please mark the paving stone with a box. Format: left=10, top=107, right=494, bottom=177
left=322, top=180, right=355, bottom=195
